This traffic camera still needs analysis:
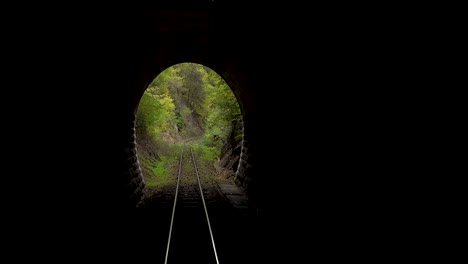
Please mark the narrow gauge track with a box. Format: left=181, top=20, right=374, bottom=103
left=164, top=145, right=220, bottom=264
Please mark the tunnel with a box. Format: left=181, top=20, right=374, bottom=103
left=4, top=1, right=404, bottom=262
left=93, top=3, right=271, bottom=210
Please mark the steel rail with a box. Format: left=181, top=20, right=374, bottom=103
left=164, top=146, right=184, bottom=264
left=190, top=147, right=220, bottom=264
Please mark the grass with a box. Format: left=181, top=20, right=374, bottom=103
left=137, top=144, right=179, bottom=188
left=137, top=135, right=222, bottom=188
left=191, top=142, right=219, bottom=161
left=144, top=155, right=173, bottom=187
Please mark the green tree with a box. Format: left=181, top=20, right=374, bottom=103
left=202, top=66, right=242, bottom=150
left=136, top=69, right=176, bottom=139
left=169, top=63, right=208, bottom=137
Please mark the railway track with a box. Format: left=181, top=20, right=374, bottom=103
left=164, top=145, right=221, bottom=264
left=137, top=143, right=255, bottom=264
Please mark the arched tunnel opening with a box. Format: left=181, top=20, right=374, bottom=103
left=121, top=59, right=258, bottom=211
left=134, top=62, right=245, bottom=207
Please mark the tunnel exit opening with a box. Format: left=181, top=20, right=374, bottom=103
left=134, top=62, right=244, bottom=204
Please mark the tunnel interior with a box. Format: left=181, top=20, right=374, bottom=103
left=3, top=2, right=404, bottom=262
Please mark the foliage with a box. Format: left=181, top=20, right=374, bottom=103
left=191, top=142, right=219, bottom=161
left=139, top=153, right=174, bottom=187
left=135, top=62, right=242, bottom=187
left=170, top=63, right=208, bottom=137
left=135, top=72, right=176, bottom=138
left=202, top=66, right=242, bottom=150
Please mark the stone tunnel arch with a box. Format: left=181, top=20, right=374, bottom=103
left=89, top=4, right=266, bottom=210
left=122, top=59, right=258, bottom=209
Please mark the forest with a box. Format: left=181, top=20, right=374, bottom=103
left=135, top=62, right=242, bottom=188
